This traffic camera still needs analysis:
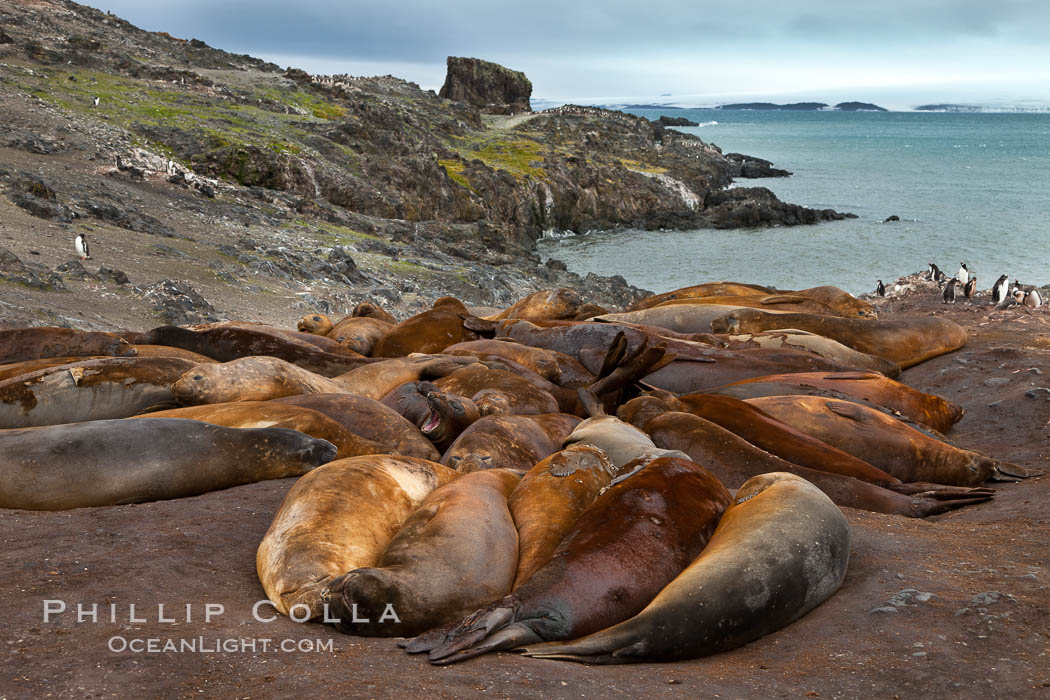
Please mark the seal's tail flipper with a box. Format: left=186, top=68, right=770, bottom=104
left=992, top=462, right=1043, bottom=480
left=909, top=492, right=994, bottom=518
left=520, top=627, right=642, bottom=665
left=888, top=483, right=995, bottom=497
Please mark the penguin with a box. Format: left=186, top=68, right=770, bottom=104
left=963, top=274, right=976, bottom=300
left=92, top=96, right=100, bottom=107
left=957, top=262, right=969, bottom=286
left=942, top=277, right=958, bottom=304
left=1024, top=290, right=1042, bottom=309
left=875, top=280, right=885, bottom=297
left=74, top=233, right=90, bottom=260
left=992, top=274, right=1009, bottom=304
left=928, top=262, right=943, bottom=282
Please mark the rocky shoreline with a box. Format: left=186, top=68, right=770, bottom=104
left=0, top=0, right=853, bottom=333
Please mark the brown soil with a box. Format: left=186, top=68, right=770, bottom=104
left=2, top=295, right=1049, bottom=699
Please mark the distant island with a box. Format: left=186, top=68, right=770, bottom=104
left=716, top=102, right=887, bottom=112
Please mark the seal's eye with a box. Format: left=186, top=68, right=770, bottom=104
left=192, top=375, right=204, bottom=381
left=313, top=316, right=322, bottom=322
left=451, top=401, right=464, bottom=416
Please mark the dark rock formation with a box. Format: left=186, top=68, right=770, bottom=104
left=654, top=116, right=700, bottom=127
left=701, top=188, right=856, bottom=229
left=724, top=153, right=792, bottom=178
left=439, top=57, right=532, bottom=114
left=142, top=279, right=218, bottom=325
left=0, top=249, right=65, bottom=290
left=884, top=215, right=900, bottom=222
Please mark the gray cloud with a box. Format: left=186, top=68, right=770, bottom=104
left=84, top=1, right=1050, bottom=101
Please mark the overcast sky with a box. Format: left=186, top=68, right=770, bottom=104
left=84, top=1, right=1050, bottom=108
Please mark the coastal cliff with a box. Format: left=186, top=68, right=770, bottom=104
left=0, top=0, right=850, bottom=330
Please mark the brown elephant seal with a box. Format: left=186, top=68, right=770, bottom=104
left=380, top=381, right=480, bottom=452
left=0, top=356, right=107, bottom=382
left=173, top=356, right=349, bottom=405
left=628, top=281, right=772, bottom=310
left=408, top=456, right=731, bottom=664
left=563, top=391, right=689, bottom=471
left=711, top=309, right=967, bottom=368
left=595, top=304, right=788, bottom=335
left=297, top=313, right=335, bottom=336
left=0, top=327, right=136, bottom=364
left=642, top=411, right=992, bottom=517
left=0, top=356, right=197, bottom=428
left=656, top=294, right=845, bottom=317
left=745, top=395, right=1034, bottom=486
left=508, top=444, right=617, bottom=589
left=433, top=366, right=559, bottom=416
left=724, top=330, right=901, bottom=377
left=332, top=355, right=479, bottom=400
left=716, top=371, right=964, bottom=433
left=349, top=301, right=397, bottom=325
left=0, top=418, right=337, bottom=510
left=785, top=285, right=877, bottom=318
left=669, top=392, right=905, bottom=488
left=488, top=288, right=584, bottom=322
left=134, top=402, right=383, bottom=459
left=443, top=339, right=562, bottom=382
left=143, top=325, right=370, bottom=376
left=441, top=413, right=582, bottom=473
left=328, top=316, right=395, bottom=356
left=521, top=472, right=850, bottom=664
left=329, top=468, right=521, bottom=637
left=272, top=393, right=439, bottom=460
left=372, top=297, right=491, bottom=357
left=257, top=456, right=457, bottom=619
left=128, top=345, right=218, bottom=363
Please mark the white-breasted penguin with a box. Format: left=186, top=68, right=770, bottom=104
left=928, top=262, right=944, bottom=282
left=963, top=273, right=976, bottom=300
left=875, top=280, right=885, bottom=297
left=992, top=274, right=1009, bottom=304
left=1024, top=290, right=1042, bottom=309
left=957, top=262, right=969, bottom=286
left=74, top=233, right=90, bottom=260
left=942, top=277, right=959, bottom=304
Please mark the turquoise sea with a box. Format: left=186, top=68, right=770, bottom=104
left=536, top=109, right=1050, bottom=296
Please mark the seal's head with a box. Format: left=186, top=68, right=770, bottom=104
left=297, top=313, right=333, bottom=336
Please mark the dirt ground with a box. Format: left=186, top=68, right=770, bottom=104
left=1, top=294, right=1048, bottom=699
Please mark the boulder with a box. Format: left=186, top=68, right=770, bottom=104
left=439, top=57, right=532, bottom=115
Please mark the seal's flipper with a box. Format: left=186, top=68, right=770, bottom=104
left=429, top=623, right=541, bottom=665
left=993, top=462, right=1043, bottom=480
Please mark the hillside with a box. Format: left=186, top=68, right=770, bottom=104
left=1, top=0, right=848, bottom=330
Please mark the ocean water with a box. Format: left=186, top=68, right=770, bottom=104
left=537, top=109, right=1050, bottom=296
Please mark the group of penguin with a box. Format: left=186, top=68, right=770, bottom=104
left=875, top=262, right=1041, bottom=309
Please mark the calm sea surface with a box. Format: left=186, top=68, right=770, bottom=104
left=537, top=109, right=1050, bottom=296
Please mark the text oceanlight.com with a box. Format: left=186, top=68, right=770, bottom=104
left=106, top=636, right=334, bottom=654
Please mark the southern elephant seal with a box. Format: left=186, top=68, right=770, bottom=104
left=0, top=356, right=197, bottom=428
left=272, top=393, right=440, bottom=460
left=745, top=395, right=1035, bottom=485
left=172, top=356, right=349, bottom=404
left=408, top=456, right=731, bottom=664
left=0, top=418, right=337, bottom=510
left=628, top=281, right=773, bottom=310
left=256, top=456, right=457, bottom=619
left=724, top=330, right=900, bottom=377
left=714, top=370, right=963, bottom=433
left=441, top=413, right=582, bottom=473
left=641, top=411, right=992, bottom=517
left=507, top=444, right=617, bottom=589
left=711, top=309, right=967, bottom=368
left=371, top=297, right=492, bottom=357
left=328, top=468, right=521, bottom=637
left=0, top=327, right=136, bottom=363
left=134, top=401, right=383, bottom=459
left=521, top=472, right=850, bottom=663
left=380, top=381, right=480, bottom=452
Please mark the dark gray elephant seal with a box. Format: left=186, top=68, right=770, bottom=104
left=521, top=472, right=850, bottom=663
left=0, top=418, right=337, bottom=510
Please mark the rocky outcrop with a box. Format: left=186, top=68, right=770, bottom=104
left=654, top=115, right=699, bottom=127
left=439, top=57, right=532, bottom=114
